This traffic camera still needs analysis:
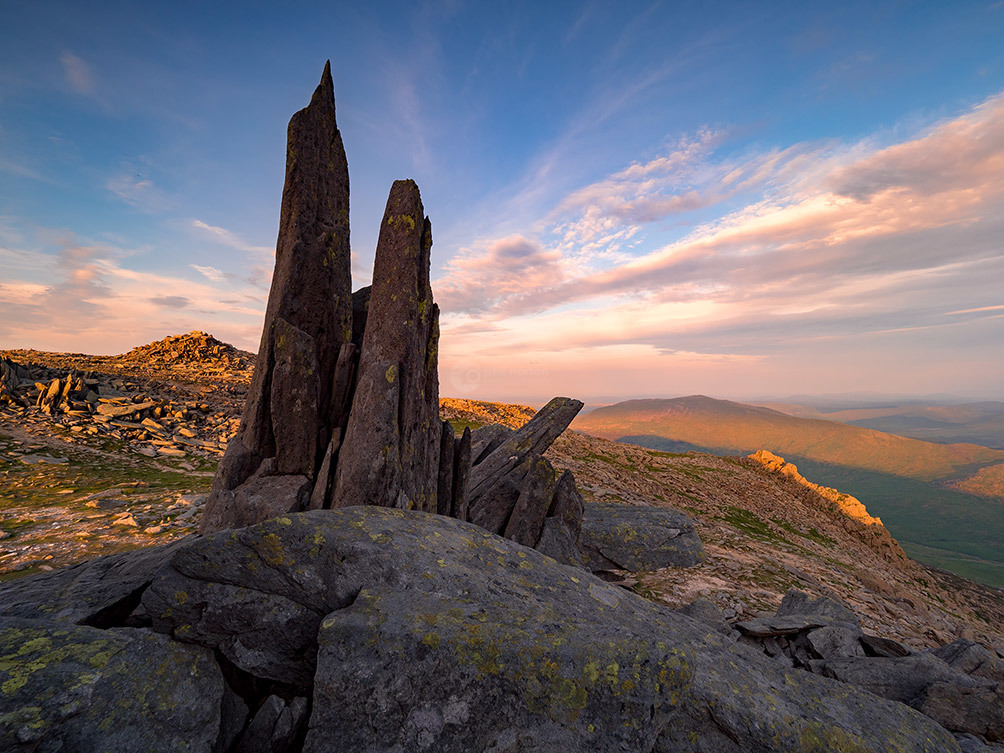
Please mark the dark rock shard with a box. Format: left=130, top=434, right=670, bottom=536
left=450, top=426, right=472, bottom=521
left=202, top=61, right=351, bottom=532
left=579, top=501, right=703, bottom=573
left=334, top=179, right=440, bottom=512
left=215, top=684, right=250, bottom=753
left=270, top=318, right=319, bottom=477
left=437, top=420, right=455, bottom=516
left=861, top=632, right=913, bottom=657
left=0, top=617, right=224, bottom=752
left=235, top=695, right=309, bottom=753
left=502, top=454, right=557, bottom=546
left=469, top=423, right=512, bottom=465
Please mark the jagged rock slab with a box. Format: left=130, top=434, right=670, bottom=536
left=735, top=589, right=862, bottom=638
left=333, top=180, right=439, bottom=512
left=579, top=501, right=703, bottom=573
left=140, top=507, right=955, bottom=752
left=934, top=638, right=1004, bottom=682
left=0, top=539, right=188, bottom=624
left=467, top=397, right=582, bottom=503
left=0, top=617, right=224, bottom=752
left=204, top=61, right=351, bottom=530
left=823, top=653, right=1003, bottom=741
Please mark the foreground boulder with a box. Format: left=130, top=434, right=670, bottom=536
left=2, top=507, right=957, bottom=752
left=0, top=618, right=224, bottom=752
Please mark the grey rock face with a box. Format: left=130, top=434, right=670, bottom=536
left=142, top=507, right=954, bottom=753
left=0, top=617, right=224, bottom=752
left=333, top=179, right=440, bottom=513
left=933, top=638, right=1004, bottom=682
left=580, top=501, right=704, bottom=573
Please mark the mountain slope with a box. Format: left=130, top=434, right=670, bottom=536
left=440, top=398, right=1004, bottom=656
left=574, top=396, right=1004, bottom=481
left=758, top=400, right=1004, bottom=449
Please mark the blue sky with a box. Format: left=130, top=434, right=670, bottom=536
left=2, top=1, right=1004, bottom=402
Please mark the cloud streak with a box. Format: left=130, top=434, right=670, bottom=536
left=437, top=92, right=1004, bottom=399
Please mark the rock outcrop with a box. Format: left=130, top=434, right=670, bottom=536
left=580, top=501, right=704, bottom=573
left=332, top=179, right=440, bottom=512
left=197, top=63, right=586, bottom=560
left=0, top=507, right=962, bottom=753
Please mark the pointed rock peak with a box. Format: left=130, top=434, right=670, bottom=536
left=309, top=60, right=335, bottom=112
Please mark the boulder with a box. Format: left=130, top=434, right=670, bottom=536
left=0, top=538, right=188, bottom=625
left=0, top=617, right=224, bottom=752
left=579, top=501, right=703, bottom=573
left=141, top=507, right=955, bottom=752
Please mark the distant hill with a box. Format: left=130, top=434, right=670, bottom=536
left=574, top=396, right=1004, bottom=481
left=573, top=395, right=1004, bottom=585
left=757, top=400, right=1004, bottom=450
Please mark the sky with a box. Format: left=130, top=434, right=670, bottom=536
left=2, top=1, right=1003, bottom=404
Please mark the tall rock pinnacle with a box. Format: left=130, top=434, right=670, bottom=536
left=201, top=62, right=352, bottom=531
left=333, top=180, right=441, bottom=511
left=199, top=63, right=582, bottom=563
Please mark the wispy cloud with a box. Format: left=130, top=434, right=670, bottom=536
left=60, top=51, right=95, bottom=96
left=106, top=165, right=171, bottom=212
left=0, top=231, right=268, bottom=354
left=190, top=219, right=272, bottom=256
left=436, top=91, right=1004, bottom=399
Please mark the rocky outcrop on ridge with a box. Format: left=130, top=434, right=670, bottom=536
left=199, top=63, right=583, bottom=555
left=121, top=331, right=253, bottom=370
left=748, top=449, right=886, bottom=528
left=0, top=506, right=963, bottom=753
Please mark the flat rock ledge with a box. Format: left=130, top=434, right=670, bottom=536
left=580, top=501, right=704, bottom=573
left=1, top=507, right=958, bottom=753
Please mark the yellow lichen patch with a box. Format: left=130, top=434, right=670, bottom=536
left=385, top=365, right=398, bottom=384
left=174, top=591, right=188, bottom=605
left=260, top=533, right=286, bottom=566
left=1, top=629, right=121, bottom=697
left=386, top=214, right=417, bottom=231
left=277, top=517, right=292, bottom=526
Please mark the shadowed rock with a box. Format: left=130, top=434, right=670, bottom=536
left=333, top=180, right=440, bottom=511
left=202, top=61, right=351, bottom=532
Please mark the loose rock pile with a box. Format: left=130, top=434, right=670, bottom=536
left=733, top=589, right=1004, bottom=747
left=201, top=62, right=583, bottom=556
left=121, top=331, right=253, bottom=370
